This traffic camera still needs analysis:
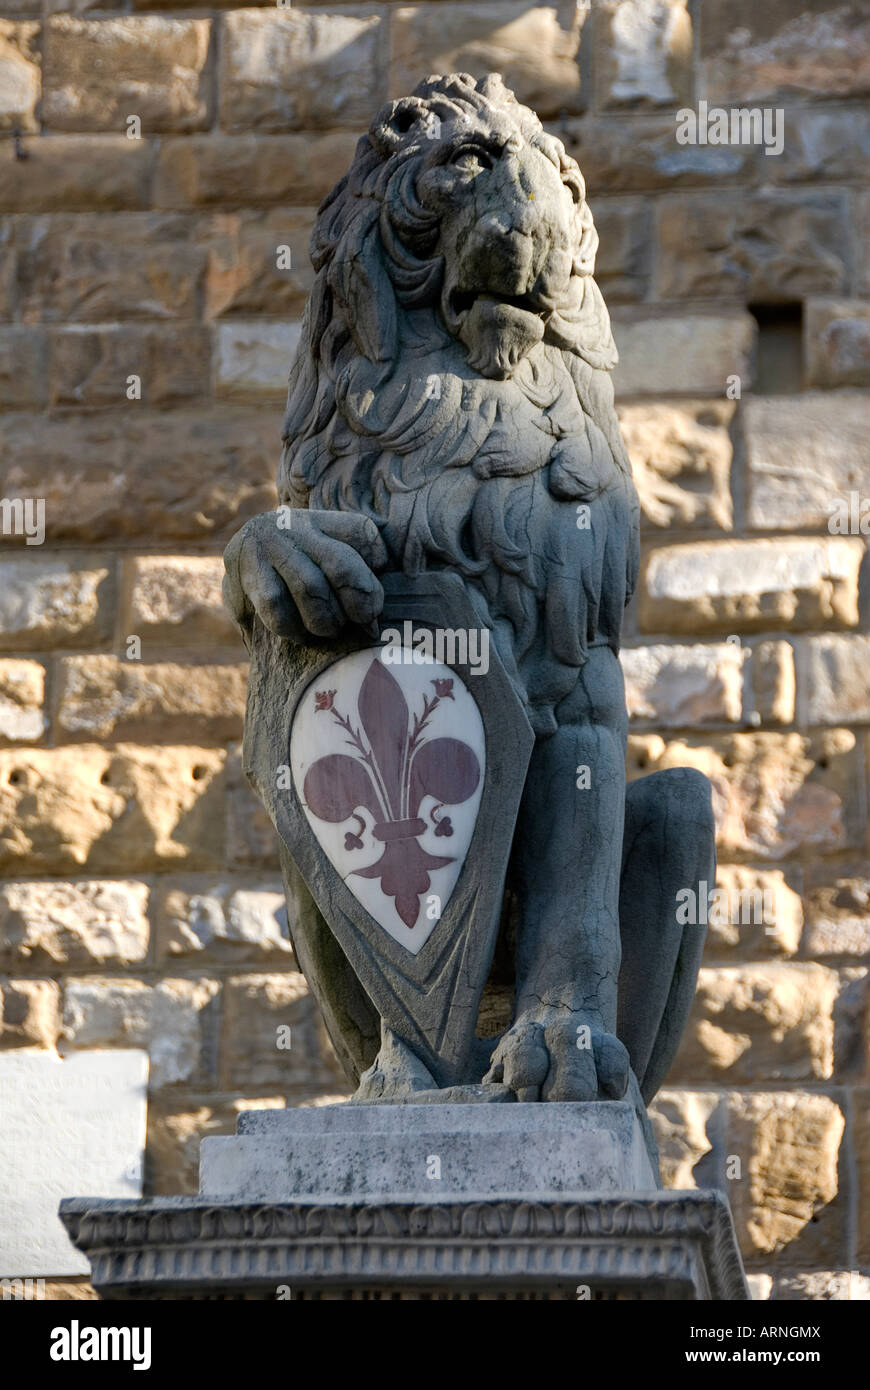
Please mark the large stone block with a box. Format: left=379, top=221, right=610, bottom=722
left=0, top=20, right=39, bottom=134
left=611, top=312, right=754, bottom=396
left=215, top=321, right=301, bottom=400
left=656, top=191, right=849, bottom=300
left=226, top=745, right=280, bottom=869
left=617, top=399, right=734, bottom=531
left=123, top=555, right=240, bottom=649
left=699, top=0, right=870, bottom=103
left=804, top=634, right=870, bottom=725
left=627, top=729, right=863, bottom=861
left=0, top=325, right=48, bottom=408
left=0, top=1050, right=147, bottom=1277
left=744, top=393, right=870, bottom=530
left=805, top=298, right=870, bottom=389
left=649, top=1089, right=721, bottom=1189
left=390, top=3, right=585, bottom=120
left=147, top=1097, right=289, bottom=1196
left=585, top=198, right=650, bottom=303
left=62, top=976, right=219, bottom=1088
left=671, top=963, right=839, bottom=1083
left=594, top=0, right=692, bottom=109
left=0, top=558, right=114, bottom=652
left=554, top=114, right=757, bottom=193
left=219, top=971, right=343, bottom=1089
left=640, top=538, right=863, bottom=634
left=0, top=879, right=150, bottom=969
left=154, top=132, right=359, bottom=210
left=725, top=1091, right=846, bottom=1265
left=620, top=642, right=743, bottom=725
left=766, top=106, right=870, bottom=185
left=0, top=977, right=60, bottom=1049
left=204, top=209, right=316, bottom=319
left=49, top=324, right=211, bottom=409
left=55, top=656, right=247, bottom=742
left=13, top=213, right=208, bottom=323
left=751, top=640, right=795, bottom=726
left=705, top=865, right=803, bottom=958
left=0, top=744, right=226, bottom=874
left=803, top=862, right=870, bottom=959
left=154, top=878, right=293, bottom=962
left=43, top=16, right=212, bottom=133
left=0, top=136, right=157, bottom=214
left=0, top=409, right=278, bottom=544
left=0, top=659, right=44, bottom=744
left=201, top=1101, right=658, bottom=1201
left=220, top=10, right=383, bottom=132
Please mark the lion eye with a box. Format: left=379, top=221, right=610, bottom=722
left=450, top=146, right=492, bottom=174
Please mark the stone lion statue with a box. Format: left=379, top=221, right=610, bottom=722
left=224, top=73, right=715, bottom=1119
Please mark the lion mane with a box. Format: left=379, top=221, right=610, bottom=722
left=279, top=72, right=640, bottom=735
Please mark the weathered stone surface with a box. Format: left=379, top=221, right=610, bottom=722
left=220, top=11, right=382, bottom=132
left=671, top=964, right=839, bottom=1083
left=805, top=298, right=870, bottom=389
left=803, top=864, right=870, bottom=959
left=43, top=16, right=212, bottom=133
left=124, top=555, right=241, bottom=648
left=856, top=1087, right=870, bottom=1266
left=147, top=1097, right=288, bottom=1196
left=767, top=106, right=870, bottom=185
left=0, top=1050, right=147, bottom=1277
left=617, top=400, right=734, bottom=531
left=0, top=20, right=39, bottom=134
left=204, top=209, right=316, bottom=319
left=0, top=409, right=278, bottom=544
left=620, top=642, right=743, bottom=725
left=0, top=558, right=114, bottom=652
left=43, top=1281, right=99, bottom=1301
left=640, top=539, right=863, bottom=635
left=226, top=745, right=280, bottom=869
left=648, top=1088, right=720, bottom=1189
left=0, top=325, right=48, bottom=407
left=554, top=114, right=757, bottom=192
left=586, top=198, right=649, bottom=303
left=50, top=325, right=211, bottom=408
left=155, top=878, right=292, bottom=961
left=219, top=972, right=343, bottom=1089
left=657, top=191, right=849, bottom=300
left=611, top=312, right=754, bottom=396
left=706, top=865, right=803, bottom=957
left=62, top=976, right=219, bottom=1088
left=804, top=635, right=870, bottom=725
left=0, top=879, right=149, bottom=968
left=744, top=393, right=870, bottom=530
left=390, top=3, right=585, bottom=119
left=595, top=0, right=692, bottom=108
left=700, top=0, right=870, bottom=103
left=627, top=729, right=863, bottom=861
left=0, top=659, right=44, bottom=744
left=55, top=656, right=247, bottom=742
left=0, top=978, right=60, bottom=1049
left=726, top=1091, right=846, bottom=1263
left=0, top=137, right=157, bottom=214
left=772, top=1271, right=870, bottom=1301
left=13, top=213, right=208, bottom=323
left=154, top=132, right=360, bottom=210
left=215, top=321, right=301, bottom=400
left=746, top=1273, right=773, bottom=1301
left=752, top=640, right=795, bottom=726
left=0, top=745, right=226, bottom=874
left=859, top=191, right=870, bottom=299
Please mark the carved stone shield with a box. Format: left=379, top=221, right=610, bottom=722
left=243, top=571, right=534, bottom=1088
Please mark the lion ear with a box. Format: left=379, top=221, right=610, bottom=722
left=327, top=202, right=397, bottom=364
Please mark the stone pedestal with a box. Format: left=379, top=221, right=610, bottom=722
left=61, top=1102, right=749, bottom=1300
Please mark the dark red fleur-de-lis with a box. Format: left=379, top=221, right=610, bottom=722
left=302, top=659, right=480, bottom=929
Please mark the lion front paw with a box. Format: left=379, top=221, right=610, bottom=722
left=483, top=1011, right=630, bottom=1102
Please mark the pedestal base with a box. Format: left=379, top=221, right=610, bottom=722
left=61, top=1101, right=749, bottom=1300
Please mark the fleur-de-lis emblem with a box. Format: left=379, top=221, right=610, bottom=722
left=305, top=660, right=480, bottom=929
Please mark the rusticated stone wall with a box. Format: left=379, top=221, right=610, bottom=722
left=1, top=1, right=869, bottom=1300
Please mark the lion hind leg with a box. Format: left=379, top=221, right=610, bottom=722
left=617, top=768, right=715, bottom=1105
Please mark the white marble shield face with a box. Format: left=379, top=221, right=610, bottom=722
left=290, top=647, right=485, bottom=955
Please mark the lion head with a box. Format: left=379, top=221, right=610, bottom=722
left=279, top=73, right=638, bottom=734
